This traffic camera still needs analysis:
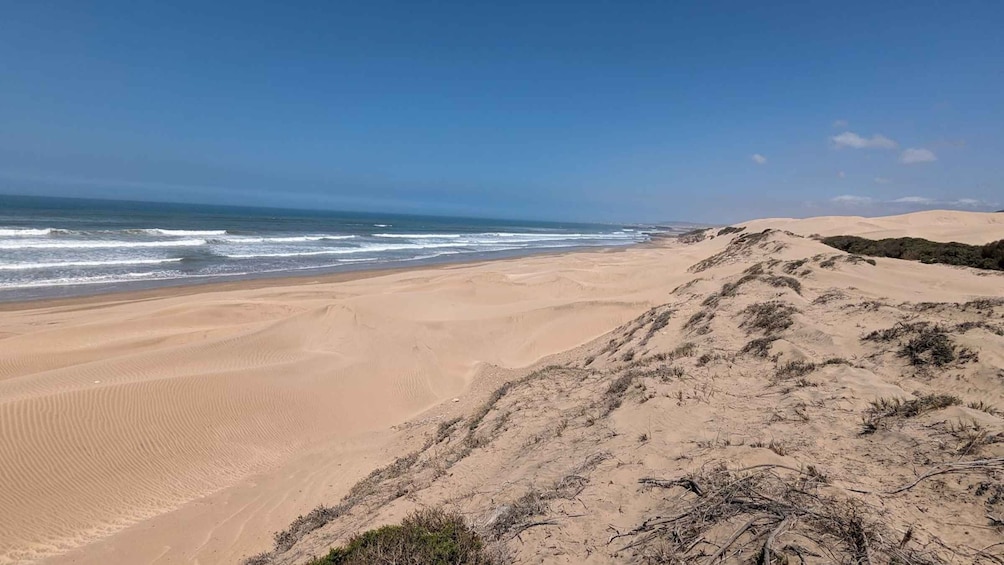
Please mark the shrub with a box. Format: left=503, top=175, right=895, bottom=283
left=782, top=258, right=809, bottom=274
left=670, top=341, right=697, bottom=358
left=963, top=297, right=1004, bottom=312
left=762, top=274, right=802, bottom=294
left=812, top=290, right=847, bottom=305
left=740, top=336, right=777, bottom=358
left=869, top=394, right=961, bottom=419
left=862, top=322, right=930, bottom=343
left=821, top=357, right=850, bottom=366
left=862, top=394, right=961, bottom=434
left=684, top=309, right=714, bottom=333
left=740, top=301, right=799, bottom=335
left=309, top=508, right=496, bottom=565
left=601, top=373, right=637, bottom=414
left=775, top=360, right=816, bottom=380
left=689, top=230, right=775, bottom=272
left=435, top=418, right=462, bottom=444
left=899, top=327, right=977, bottom=367
left=821, top=235, right=1004, bottom=271
left=845, top=255, right=877, bottom=266
left=678, top=228, right=710, bottom=244
left=642, top=310, right=673, bottom=343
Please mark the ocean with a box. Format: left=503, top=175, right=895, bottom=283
left=0, top=195, right=650, bottom=301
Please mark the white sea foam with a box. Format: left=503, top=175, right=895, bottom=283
left=374, top=232, right=628, bottom=240
left=0, top=228, right=54, bottom=237
left=139, top=228, right=227, bottom=236
left=0, top=258, right=184, bottom=271
left=217, top=234, right=356, bottom=243
left=0, top=238, right=206, bottom=250
left=485, top=232, right=609, bottom=238
left=0, top=271, right=179, bottom=289
left=373, top=233, right=463, bottom=238
left=222, top=242, right=463, bottom=259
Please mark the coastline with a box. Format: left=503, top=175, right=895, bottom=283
left=0, top=242, right=638, bottom=311
left=5, top=210, right=1000, bottom=564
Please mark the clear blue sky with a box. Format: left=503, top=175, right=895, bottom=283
left=2, top=1, right=1001, bottom=223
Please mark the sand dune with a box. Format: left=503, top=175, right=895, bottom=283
left=743, top=209, right=1003, bottom=244
left=0, top=210, right=1001, bottom=564
left=256, top=215, right=1004, bottom=565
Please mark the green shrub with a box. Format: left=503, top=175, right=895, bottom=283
left=310, top=508, right=496, bottom=565
left=821, top=235, right=1004, bottom=271
left=900, top=328, right=958, bottom=366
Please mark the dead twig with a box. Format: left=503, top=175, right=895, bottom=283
left=510, top=520, right=559, bottom=539
left=639, top=476, right=705, bottom=496
left=706, top=516, right=764, bottom=564
left=759, top=516, right=794, bottom=565
left=849, top=457, right=1004, bottom=495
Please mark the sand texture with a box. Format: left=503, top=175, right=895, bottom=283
left=0, top=210, right=1002, bottom=564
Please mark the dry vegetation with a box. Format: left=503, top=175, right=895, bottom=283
left=251, top=229, right=1004, bottom=565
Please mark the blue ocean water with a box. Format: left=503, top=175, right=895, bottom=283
left=0, top=195, right=649, bottom=300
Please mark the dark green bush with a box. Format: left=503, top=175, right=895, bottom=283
left=821, top=235, right=1004, bottom=271
left=717, top=225, right=746, bottom=236
left=310, top=508, right=495, bottom=565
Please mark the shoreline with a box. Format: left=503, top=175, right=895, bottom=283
left=0, top=242, right=641, bottom=311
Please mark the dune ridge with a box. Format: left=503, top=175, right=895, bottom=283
left=0, top=210, right=1001, bottom=564
left=250, top=213, right=1004, bottom=564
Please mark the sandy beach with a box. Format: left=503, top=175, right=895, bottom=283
left=2, top=210, right=1002, bottom=564
left=0, top=236, right=698, bottom=564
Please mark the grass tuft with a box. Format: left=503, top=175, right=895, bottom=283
left=741, top=336, right=777, bottom=358
left=740, top=301, right=799, bottom=335
left=862, top=394, right=961, bottom=434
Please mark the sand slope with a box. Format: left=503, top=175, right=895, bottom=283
left=743, top=210, right=1004, bottom=244
left=0, top=210, right=1001, bottom=564
left=259, top=219, right=1004, bottom=565
left=1, top=244, right=707, bottom=564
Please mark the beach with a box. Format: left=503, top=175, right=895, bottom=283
left=2, top=210, right=1002, bottom=564
left=0, top=236, right=694, bottom=564
left=0, top=195, right=648, bottom=302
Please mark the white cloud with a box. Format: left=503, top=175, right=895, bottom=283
left=832, top=119, right=848, bottom=128
left=873, top=177, right=892, bottom=184
left=824, top=194, right=998, bottom=212
left=893, top=196, right=935, bottom=204
left=837, top=171, right=846, bottom=178
left=831, top=131, right=898, bottom=149
left=900, top=148, right=937, bottom=164
left=751, top=154, right=767, bottom=165
left=831, top=194, right=875, bottom=205
left=952, top=198, right=986, bottom=207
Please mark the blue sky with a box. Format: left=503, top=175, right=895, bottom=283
left=1, top=1, right=1001, bottom=223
